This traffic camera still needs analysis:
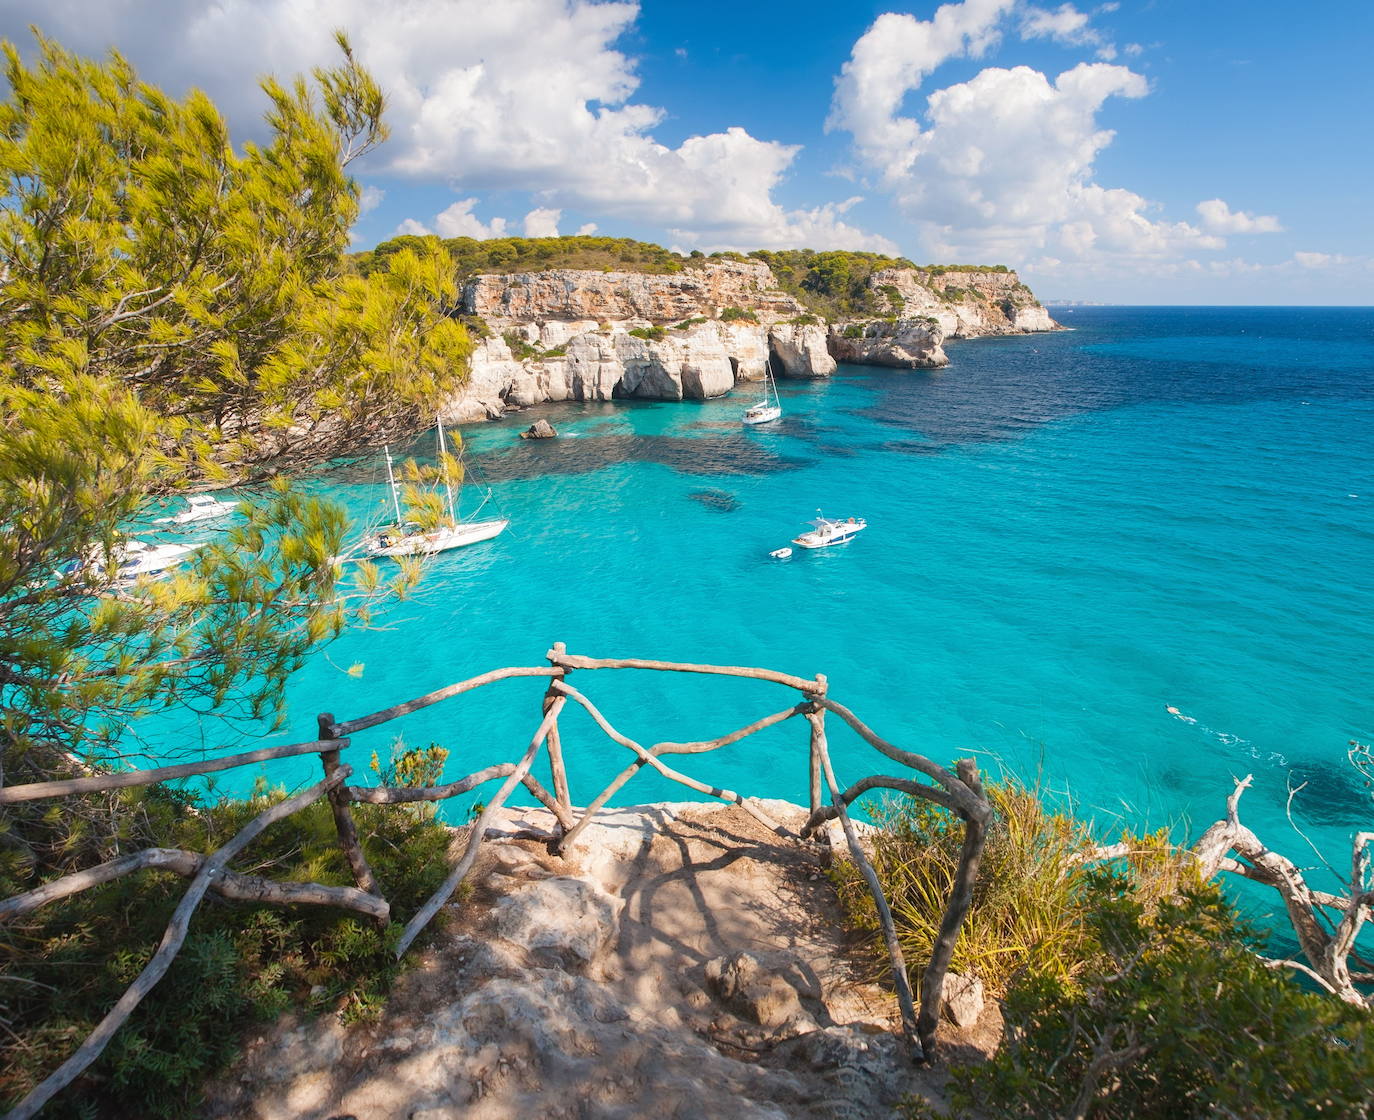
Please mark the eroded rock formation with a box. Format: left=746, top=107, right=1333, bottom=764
left=442, top=259, right=1055, bottom=421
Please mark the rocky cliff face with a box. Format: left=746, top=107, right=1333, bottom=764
left=442, top=260, right=1052, bottom=422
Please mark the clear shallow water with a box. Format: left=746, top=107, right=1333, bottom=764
left=145, top=307, right=1374, bottom=900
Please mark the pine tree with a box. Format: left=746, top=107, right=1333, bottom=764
left=0, top=32, right=467, bottom=870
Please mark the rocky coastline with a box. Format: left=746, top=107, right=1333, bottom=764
left=442, top=259, right=1058, bottom=422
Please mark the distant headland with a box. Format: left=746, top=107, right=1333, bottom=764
left=352, top=237, right=1059, bottom=422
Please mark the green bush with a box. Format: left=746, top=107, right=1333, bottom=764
left=834, top=781, right=1189, bottom=997
left=0, top=783, right=452, bottom=1118
left=944, top=873, right=1374, bottom=1119
left=674, top=317, right=709, bottom=330
left=502, top=330, right=541, bottom=360
left=718, top=306, right=758, bottom=323
left=787, top=313, right=821, bottom=326
left=842, top=323, right=867, bottom=339
left=628, top=325, right=667, bottom=341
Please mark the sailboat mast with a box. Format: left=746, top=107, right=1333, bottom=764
left=436, top=416, right=457, bottom=523
left=384, top=446, right=403, bottom=525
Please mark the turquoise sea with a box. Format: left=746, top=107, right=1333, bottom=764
left=152, top=306, right=1374, bottom=902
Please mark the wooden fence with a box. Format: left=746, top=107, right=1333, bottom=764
left=0, top=644, right=993, bottom=1118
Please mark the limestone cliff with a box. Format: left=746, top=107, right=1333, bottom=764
left=442, top=260, right=1052, bottom=421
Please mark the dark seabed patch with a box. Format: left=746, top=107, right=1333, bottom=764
left=1285, top=763, right=1372, bottom=828
left=688, top=488, right=741, bottom=512
left=466, top=433, right=813, bottom=481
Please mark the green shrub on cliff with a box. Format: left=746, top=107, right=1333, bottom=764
left=628, top=325, right=667, bottom=340
left=940, top=874, right=1374, bottom=1119
left=358, top=234, right=690, bottom=283
left=748, top=249, right=917, bottom=319
left=718, top=306, right=759, bottom=323
left=0, top=785, right=452, bottom=1118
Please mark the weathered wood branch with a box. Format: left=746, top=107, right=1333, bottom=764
left=817, top=698, right=980, bottom=811
left=550, top=680, right=787, bottom=838
left=329, top=665, right=559, bottom=737
left=0, top=736, right=347, bottom=804
left=394, top=699, right=564, bottom=959
left=544, top=643, right=572, bottom=813
left=918, top=758, right=991, bottom=1058
left=800, top=774, right=960, bottom=838
left=1193, top=775, right=1371, bottom=1008
left=346, top=763, right=517, bottom=804
left=7, top=769, right=349, bottom=1120
left=547, top=649, right=822, bottom=695
left=0, top=846, right=389, bottom=923
left=318, top=713, right=383, bottom=917
left=809, top=710, right=921, bottom=1059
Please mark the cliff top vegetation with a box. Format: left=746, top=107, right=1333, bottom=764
left=353, top=236, right=1021, bottom=319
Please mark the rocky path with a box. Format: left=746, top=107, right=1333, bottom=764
left=205, top=802, right=994, bottom=1119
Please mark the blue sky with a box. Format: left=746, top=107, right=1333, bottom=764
left=2, top=0, right=1370, bottom=303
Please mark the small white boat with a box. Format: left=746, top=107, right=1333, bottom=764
left=742, top=363, right=782, bottom=425
left=791, top=514, right=867, bottom=550
left=770, top=547, right=793, bottom=559
left=155, top=494, right=237, bottom=525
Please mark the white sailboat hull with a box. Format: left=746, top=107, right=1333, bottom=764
left=743, top=404, right=781, bottom=425
left=365, top=518, right=509, bottom=558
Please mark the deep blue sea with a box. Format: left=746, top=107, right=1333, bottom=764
left=149, top=306, right=1374, bottom=906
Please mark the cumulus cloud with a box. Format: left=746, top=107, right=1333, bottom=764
left=0, top=0, right=893, bottom=253
left=1196, top=199, right=1282, bottom=234
left=829, top=0, right=1234, bottom=266
left=576, top=222, right=599, bottom=236
left=523, top=208, right=562, bottom=238
left=358, top=185, right=386, bottom=216
left=433, top=199, right=509, bottom=239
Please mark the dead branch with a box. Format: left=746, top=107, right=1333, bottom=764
left=393, top=699, right=564, bottom=959
left=809, top=710, right=921, bottom=1058
left=7, top=769, right=349, bottom=1120
left=547, top=649, right=822, bottom=695
left=0, top=736, right=347, bottom=804
left=1193, top=775, right=1372, bottom=1008
left=0, top=846, right=388, bottom=923
left=329, top=665, right=559, bottom=737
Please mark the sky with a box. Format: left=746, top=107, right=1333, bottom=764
left=1, top=0, right=1370, bottom=304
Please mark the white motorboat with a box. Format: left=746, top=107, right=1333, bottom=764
left=769, top=547, right=793, bottom=559
left=742, top=362, right=782, bottom=425
left=155, top=494, right=238, bottom=525
left=360, top=419, right=508, bottom=559
left=791, top=514, right=867, bottom=550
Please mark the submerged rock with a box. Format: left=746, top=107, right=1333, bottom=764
left=689, top=489, right=741, bottom=513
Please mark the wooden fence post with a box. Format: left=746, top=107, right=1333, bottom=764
left=808, top=675, right=827, bottom=818
left=317, top=712, right=385, bottom=921
left=544, top=642, right=572, bottom=816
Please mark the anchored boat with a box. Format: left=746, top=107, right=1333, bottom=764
left=791, top=514, right=867, bottom=550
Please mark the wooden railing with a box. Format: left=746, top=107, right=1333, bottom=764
left=0, top=644, right=993, bottom=1118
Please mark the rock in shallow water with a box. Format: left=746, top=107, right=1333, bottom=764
left=520, top=418, right=557, bottom=439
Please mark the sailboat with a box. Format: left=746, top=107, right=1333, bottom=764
left=742, top=360, right=782, bottom=425
left=361, top=420, right=508, bottom=558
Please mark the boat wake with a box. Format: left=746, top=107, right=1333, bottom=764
left=1165, top=705, right=1288, bottom=768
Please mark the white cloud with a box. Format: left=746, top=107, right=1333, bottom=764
left=522, top=207, right=562, bottom=238
left=1196, top=199, right=1282, bottom=234
left=358, top=185, right=385, bottom=216
left=1293, top=250, right=1346, bottom=269
left=576, top=222, right=599, bottom=236
left=0, top=0, right=895, bottom=254
left=394, top=217, right=432, bottom=236
left=433, top=198, right=509, bottom=240
left=830, top=2, right=1233, bottom=266
left=1021, top=4, right=1093, bottom=45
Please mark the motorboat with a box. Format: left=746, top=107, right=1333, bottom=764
left=155, top=494, right=238, bottom=525
left=791, top=514, right=867, bottom=550
left=769, top=547, right=793, bottom=559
